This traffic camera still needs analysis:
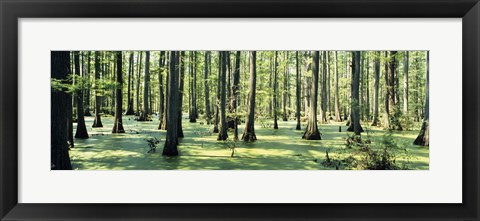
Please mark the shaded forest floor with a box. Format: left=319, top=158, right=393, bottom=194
left=70, top=114, right=429, bottom=170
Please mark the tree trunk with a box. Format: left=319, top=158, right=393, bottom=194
left=84, top=51, right=92, bottom=116
left=135, top=52, right=143, bottom=116
left=189, top=52, right=198, bottom=122
left=125, top=52, right=135, bottom=115
left=326, top=52, right=331, bottom=120
left=333, top=51, right=342, bottom=121
left=273, top=52, right=279, bottom=129
left=282, top=52, right=288, bottom=121
left=158, top=51, right=165, bottom=122
left=302, top=51, right=321, bottom=140
left=351, top=51, right=362, bottom=135
left=242, top=51, right=257, bottom=142
left=204, top=52, right=211, bottom=124
left=160, top=52, right=169, bottom=130
left=112, top=51, right=125, bottom=133
left=51, top=51, right=73, bottom=170
left=213, top=52, right=221, bottom=133
left=403, top=51, right=409, bottom=115
left=217, top=51, right=229, bottom=140
left=365, top=53, right=370, bottom=121
left=177, top=52, right=185, bottom=137
left=163, top=51, right=180, bottom=156
left=139, top=51, right=150, bottom=121
left=74, top=51, right=89, bottom=138
left=387, top=51, right=403, bottom=130
left=320, top=51, right=327, bottom=123
left=371, top=51, right=381, bottom=126
left=295, top=51, right=302, bottom=130
left=414, top=51, right=429, bottom=146
left=92, top=51, right=103, bottom=128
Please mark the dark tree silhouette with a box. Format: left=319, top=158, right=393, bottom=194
left=295, top=51, right=302, bottom=130
left=125, top=52, right=135, bottom=115
left=112, top=51, right=125, bottom=133
left=163, top=51, right=180, bottom=156
left=371, top=51, right=381, bottom=126
left=51, top=51, right=73, bottom=170
left=204, top=52, right=211, bottom=124
left=138, top=51, right=151, bottom=121
left=217, top=51, right=228, bottom=140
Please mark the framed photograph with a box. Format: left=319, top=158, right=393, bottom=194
left=1, top=0, right=478, bottom=220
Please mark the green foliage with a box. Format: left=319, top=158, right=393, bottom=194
left=323, top=132, right=412, bottom=170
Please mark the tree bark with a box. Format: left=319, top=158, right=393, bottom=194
left=351, top=51, right=362, bottom=136
left=84, top=51, right=92, bottom=116
left=213, top=52, right=221, bottom=133
left=189, top=52, right=198, bottom=122
left=135, top=52, right=143, bottom=116
left=177, top=52, right=185, bottom=137
left=273, top=52, right=279, bottom=129
left=333, top=51, right=342, bottom=121
left=320, top=51, right=328, bottom=123
left=414, top=51, right=429, bottom=146
left=295, top=51, right=302, bottom=130
left=125, top=52, right=135, bottom=115
left=204, top=52, right=211, bottom=124
left=51, top=51, right=73, bottom=170
left=112, top=51, right=125, bottom=133
left=282, top=52, right=288, bottom=121
left=302, top=51, right=321, bottom=140
left=403, top=51, right=409, bottom=115
left=92, top=51, right=103, bottom=128
left=217, top=51, right=229, bottom=140
left=74, top=51, right=89, bottom=138
left=387, top=51, right=403, bottom=130
left=242, top=51, right=257, bottom=142
left=371, top=51, right=381, bottom=126
left=138, top=51, right=151, bottom=121
left=160, top=52, right=169, bottom=130
left=163, top=51, right=180, bottom=156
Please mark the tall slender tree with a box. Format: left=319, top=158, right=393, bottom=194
left=302, top=51, right=321, bottom=140
left=218, top=51, right=229, bottom=140
left=371, top=51, right=381, bottom=126
left=139, top=51, right=150, bottom=121
left=178, top=52, right=185, bottom=137
left=295, top=51, right=302, bottom=130
left=51, top=51, right=73, bottom=170
left=403, top=51, right=409, bottom=114
left=387, top=51, right=403, bottom=130
left=92, top=51, right=103, bottom=128
left=126, top=52, right=135, bottom=115
left=112, top=51, right=125, bottom=133
left=163, top=51, right=180, bottom=156
left=351, top=51, right=362, bottom=135
left=273, top=52, right=279, bottom=129
left=158, top=51, right=166, bottom=122
left=320, top=51, right=328, bottom=123
left=414, top=52, right=429, bottom=146
left=84, top=51, right=92, bottom=116
left=74, top=51, right=89, bottom=138
left=333, top=51, right=342, bottom=121
left=204, top=52, right=211, bottom=124
left=242, top=51, right=257, bottom=142
left=135, top=52, right=143, bottom=116
left=189, top=52, right=198, bottom=122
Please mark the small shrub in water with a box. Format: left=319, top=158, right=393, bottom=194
left=145, top=137, right=161, bottom=153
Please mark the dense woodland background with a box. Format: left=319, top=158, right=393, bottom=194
left=51, top=50, right=429, bottom=170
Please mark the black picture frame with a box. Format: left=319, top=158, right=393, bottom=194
left=1, top=0, right=479, bottom=220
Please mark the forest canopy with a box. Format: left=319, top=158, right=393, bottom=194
left=51, top=50, right=429, bottom=170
